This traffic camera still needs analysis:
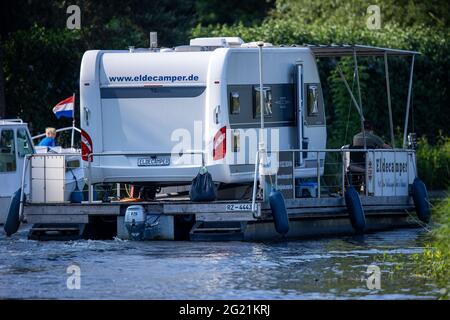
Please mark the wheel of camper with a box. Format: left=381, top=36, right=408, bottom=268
left=344, top=186, right=366, bottom=233
left=269, top=188, right=289, bottom=235
left=412, top=178, right=431, bottom=223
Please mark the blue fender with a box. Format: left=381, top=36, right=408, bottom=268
left=345, top=186, right=366, bottom=233
left=269, top=188, right=289, bottom=235
left=70, top=190, right=84, bottom=203
left=412, top=178, right=430, bottom=223
left=4, top=188, right=22, bottom=237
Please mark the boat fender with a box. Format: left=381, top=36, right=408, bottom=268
left=70, top=190, right=84, bottom=203
left=344, top=186, right=366, bottom=233
left=412, top=178, right=430, bottom=223
left=4, top=188, right=22, bottom=236
left=269, top=188, right=289, bottom=235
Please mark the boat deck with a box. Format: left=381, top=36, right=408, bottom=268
left=23, top=195, right=420, bottom=241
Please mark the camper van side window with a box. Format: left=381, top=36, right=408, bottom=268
left=0, top=129, right=17, bottom=172
left=232, top=130, right=240, bottom=152
left=230, top=92, right=240, bottom=114
left=307, top=84, right=319, bottom=116
left=253, top=86, right=273, bottom=118
left=17, top=128, right=33, bottom=157
left=304, top=83, right=325, bottom=126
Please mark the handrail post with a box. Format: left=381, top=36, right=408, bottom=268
left=292, top=150, right=295, bottom=198
left=316, top=151, right=320, bottom=198
left=341, top=150, right=345, bottom=195
left=18, top=155, right=30, bottom=221
left=381, top=150, right=384, bottom=196
left=394, top=149, right=397, bottom=196
left=403, top=55, right=416, bottom=148
left=88, top=154, right=92, bottom=203
left=251, top=150, right=260, bottom=215
left=365, top=149, right=369, bottom=196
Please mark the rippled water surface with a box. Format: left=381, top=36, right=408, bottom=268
left=0, top=225, right=443, bottom=299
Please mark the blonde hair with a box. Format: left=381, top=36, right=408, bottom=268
left=45, top=127, right=56, bottom=136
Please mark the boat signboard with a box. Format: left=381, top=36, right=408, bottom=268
left=366, top=150, right=415, bottom=196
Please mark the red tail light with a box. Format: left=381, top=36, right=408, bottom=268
left=213, top=126, right=227, bottom=160
left=81, top=129, right=93, bottom=162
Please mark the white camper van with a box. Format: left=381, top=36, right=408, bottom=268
left=79, top=37, right=326, bottom=188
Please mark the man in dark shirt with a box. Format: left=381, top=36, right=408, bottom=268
left=353, top=121, right=391, bottom=149
left=349, top=121, right=391, bottom=192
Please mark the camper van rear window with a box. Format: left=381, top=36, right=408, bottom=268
left=100, top=86, right=206, bottom=99
left=230, top=92, right=240, bottom=114
left=253, top=86, right=273, bottom=118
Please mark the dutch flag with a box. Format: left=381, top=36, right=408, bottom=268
left=52, top=95, right=74, bottom=119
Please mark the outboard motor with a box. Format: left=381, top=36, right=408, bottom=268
left=124, top=205, right=147, bottom=240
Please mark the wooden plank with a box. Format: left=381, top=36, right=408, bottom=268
left=26, top=214, right=88, bottom=224
left=261, top=195, right=412, bottom=210
left=31, top=227, right=79, bottom=231
left=24, top=204, right=121, bottom=216
left=193, top=227, right=241, bottom=232
left=163, top=202, right=259, bottom=214
left=196, top=212, right=257, bottom=222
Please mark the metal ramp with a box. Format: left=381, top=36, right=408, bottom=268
left=28, top=223, right=86, bottom=241
left=189, top=221, right=247, bottom=241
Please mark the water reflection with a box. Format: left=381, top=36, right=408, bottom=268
left=0, top=225, right=442, bottom=299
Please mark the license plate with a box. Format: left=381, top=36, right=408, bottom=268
left=137, top=156, right=170, bottom=167
left=225, top=203, right=253, bottom=212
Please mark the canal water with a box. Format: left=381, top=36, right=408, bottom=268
left=0, top=225, right=444, bottom=299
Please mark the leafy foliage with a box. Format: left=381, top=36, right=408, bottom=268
left=416, top=134, right=450, bottom=190
left=191, top=7, right=450, bottom=145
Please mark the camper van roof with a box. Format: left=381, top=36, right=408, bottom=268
left=189, top=37, right=244, bottom=47
left=307, top=44, right=420, bottom=57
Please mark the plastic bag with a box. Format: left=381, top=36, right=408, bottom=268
left=189, top=167, right=217, bottom=202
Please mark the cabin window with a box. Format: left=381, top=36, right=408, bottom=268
left=232, top=130, right=240, bottom=152
left=304, top=83, right=325, bottom=126
left=230, top=91, right=240, bottom=114
left=307, top=84, right=319, bottom=116
left=17, top=128, right=33, bottom=158
left=253, top=86, right=273, bottom=118
left=0, top=129, right=17, bottom=172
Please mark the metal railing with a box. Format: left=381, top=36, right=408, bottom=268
left=31, top=126, right=81, bottom=140
left=251, top=148, right=417, bottom=213
left=85, top=150, right=206, bottom=203
left=17, top=147, right=417, bottom=216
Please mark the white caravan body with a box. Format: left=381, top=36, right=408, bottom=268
left=80, top=38, right=327, bottom=185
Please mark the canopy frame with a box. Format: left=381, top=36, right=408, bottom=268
left=308, top=44, right=419, bottom=148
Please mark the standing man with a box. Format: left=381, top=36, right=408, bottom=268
left=38, top=127, right=57, bottom=147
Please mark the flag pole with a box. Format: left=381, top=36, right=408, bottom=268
left=71, top=93, right=75, bottom=149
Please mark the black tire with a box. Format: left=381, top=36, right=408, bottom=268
left=412, top=178, right=431, bottom=223
left=269, top=189, right=289, bottom=235
left=345, top=186, right=366, bottom=233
